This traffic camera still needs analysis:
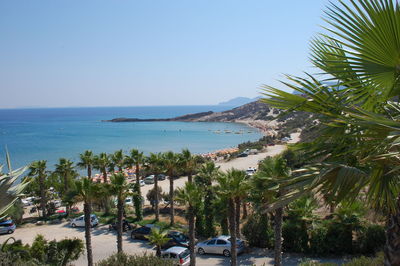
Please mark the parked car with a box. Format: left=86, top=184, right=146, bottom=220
left=162, top=231, right=189, bottom=249
left=161, top=246, right=190, bottom=266
left=144, top=175, right=155, bottom=184
left=130, top=224, right=159, bottom=240
left=196, top=235, right=245, bottom=257
left=21, top=198, right=32, bottom=206
left=125, top=197, right=134, bottom=206
left=108, top=219, right=134, bottom=232
left=140, top=180, right=145, bottom=186
left=237, top=152, right=248, bottom=158
left=0, top=220, right=16, bottom=234
left=245, top=167, right=257, bottom=176
left=70, top=214, right=99, bottom=228
left=157, top=174, right=166, bottom=181
left=52, top=200, right=62, bottom=208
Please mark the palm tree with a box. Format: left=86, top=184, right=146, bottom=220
left=176, top=182, right=202, bottom=266
left=109, top=172, right=131, bottom=253
left=146, top=153, right=163, bottom=221
left=195, top=161, right=221, bottom=237
left=253, top=156, right=290, bottom=266
left=216, top=169, right=248, bottom=266
left=55, top=158, right=76, bottom=216
left=77, top=150, right=95, bottom=179
left=162, top=151, right=180, bottom=226
left=180, top=148, right=199, bottom=183
left=28, top=160, right=48, bottom=219
left=111, top=149, right=125, bottom=172
left=148, top=228, right=170, bottom=257
left=126, top=149, right=144, bottom=220
left=75, top=178, right=95, bottom=266
left=0, top=155, right=29, bottom=219
left=262, top=1, right=400, bottom=264
left=94, top=153, right=110, bottom=183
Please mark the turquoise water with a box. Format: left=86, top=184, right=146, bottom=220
left=0, top=106, right=262, bottom=169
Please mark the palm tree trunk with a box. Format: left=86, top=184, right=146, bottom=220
left=384, top=195, right=400, bottom=266
left=84, top=202, right=94, bottom=266
left=188, top=173, right=192, bottom=183
left=156, top=246, right=161, bottom=257
left=64, top=174, right=70, bottom=216
left=154, top=178, right=159, bottom=221
left=274, top=207, right=283, bottom=266
left=221, top=216, right=229, bottom=235
left=39, top=174, right=47, bottom=219
left=242, top=202, right=248, bottom=219
left=169, top=176, right=175, bottom=226
left=228, top=198, right=237, bottom=266
left=102, top=169, right=107, bottom=183
left=188, top=204, right=196, bottom=266
left=117, top=197, right=124, bottom=253
left=134, top=163, right=142, bottom=220
left=87, top=166, right=92, bottom=179
left=235, top=197, right=241, bottom=238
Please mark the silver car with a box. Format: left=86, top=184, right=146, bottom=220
left=196, top=235, right=245, bottom=257
left=161, top=246, right=190, bottom=266
left=0, top=220, right=16, bottom=234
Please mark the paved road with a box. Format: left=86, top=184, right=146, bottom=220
left=0, top=221, right=346, bottom=266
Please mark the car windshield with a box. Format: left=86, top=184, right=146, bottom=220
left=179, top=249, right=190, bottom=259
left=171, top=232, right=187, bottom=241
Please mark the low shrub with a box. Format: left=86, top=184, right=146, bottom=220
left=242, top=214, right=273, bottom=248
left=283, top=219, right=309, bottom=253
left=96, top=252, right=174, bottom=266
left=357, top=224, right=386, bottom=255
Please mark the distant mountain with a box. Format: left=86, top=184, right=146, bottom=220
left=218, top=96, right=261, bottom=107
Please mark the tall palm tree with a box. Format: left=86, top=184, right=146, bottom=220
left=176, top=182, right=202, bottom=266
left=55, top=158, right=76, bottom=216
left=111, top=149, right=125, bottom=172
left=195, top=161, right=221, bottom=237
left=126, top=149, right=144, bottom=220
left=94, top=153, right=110, bottom=183
left=148, top=228, right=170, bottom=257
left=146, top=153, right=163, bottom=221
left=109, top=172, right=131, bottom=253
left=216, top=169, right=248, bottom=266
left=253, top=156, right=290, bottom=266
left=180, top=148, right=199, bottom=183
left=262, top=1, right=400, bottom=264
left=77, top=150, right=95, bottom=179
left=28, top=160, right=48, bottom=219
left=75, top=178, right=95, bottom=266
left=162, top=151, right=180, bottom=226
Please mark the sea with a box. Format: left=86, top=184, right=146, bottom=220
left=0, top=106, right=262, bottom=170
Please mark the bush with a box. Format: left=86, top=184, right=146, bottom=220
left=0, top=235, right=83, bottom=266
left=309, top=225, right=330, bottom=255
left=299, top=252, right=384, bottom=266
left=242, top=214, right=273, bottom=248
left=96, top=252, right=174, bottom=266
left=283, top=220, right=309, bottom=253
left=357, top=224, right=385, bottom=255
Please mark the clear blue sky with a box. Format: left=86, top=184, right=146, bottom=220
left=1, top=0, right=330, bottom=108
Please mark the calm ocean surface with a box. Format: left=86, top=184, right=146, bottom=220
left=0, top=106, right=262, bottom=169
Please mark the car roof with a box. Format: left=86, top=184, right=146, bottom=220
left=216, top=235, right=231, bottom=241
left=164, top=246, right=188, bottom=254
left=0, top=220, right=13, bottom=225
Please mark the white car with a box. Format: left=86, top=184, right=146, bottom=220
left=70, top=214, right=99, bottom=228
left=161, top=246, right=190, bottom=266
left=144, top=175, right=155, bottom=184
left=139, top=180, right=145, bottom=186
left=125, top=198, right=134, bottom=206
